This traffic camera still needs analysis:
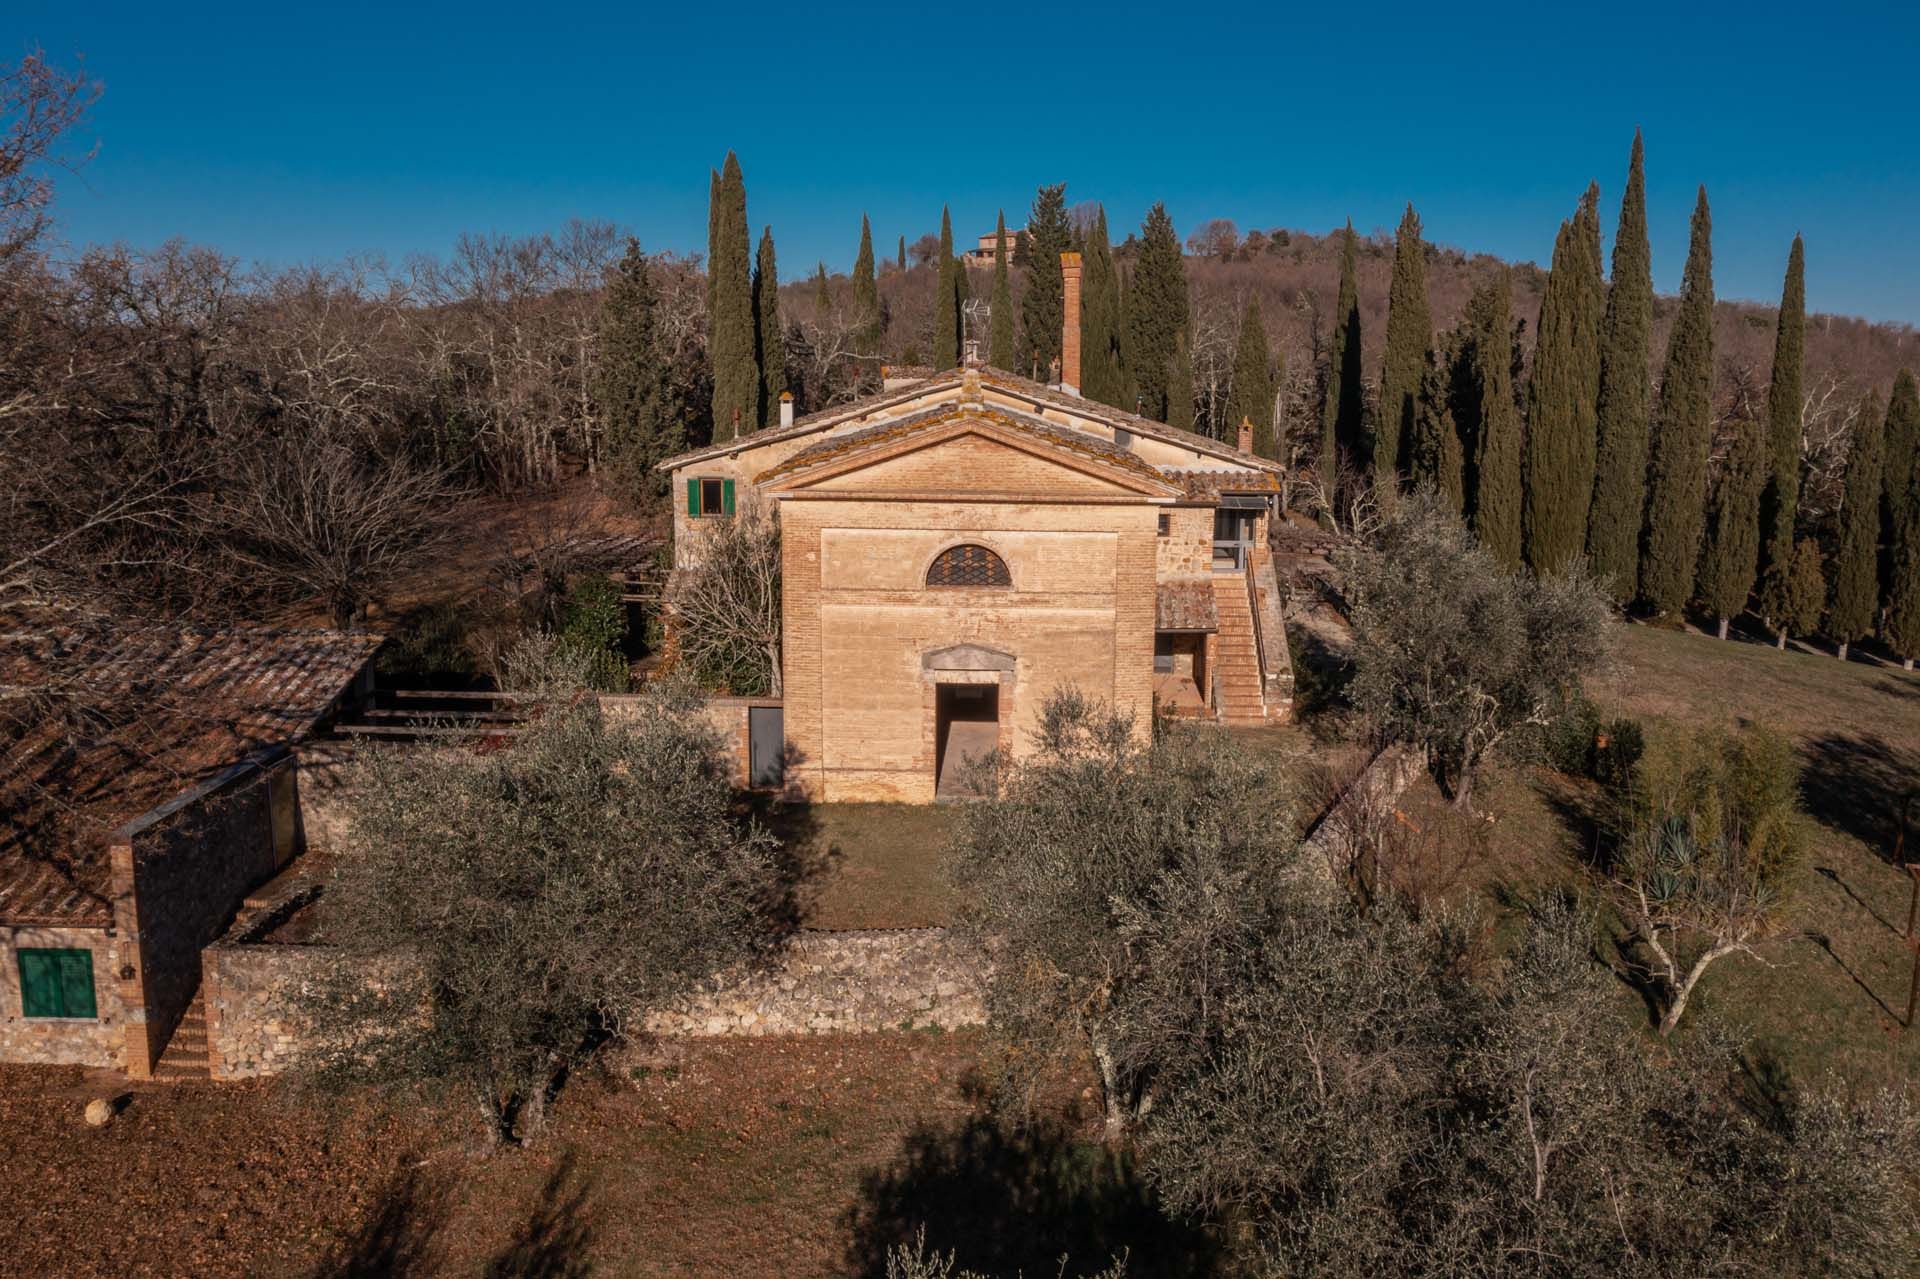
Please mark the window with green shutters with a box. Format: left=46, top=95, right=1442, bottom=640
left=686, top=476, right=735, bottom=518
left=16, top=947, right=97, bottom=1019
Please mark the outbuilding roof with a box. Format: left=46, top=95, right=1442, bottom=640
left=0, top=625, right=381, bottom=926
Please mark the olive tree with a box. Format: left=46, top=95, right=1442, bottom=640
left=1144, top=901, right=1919, bottom=1278
left=1337, top=492, right=1615, bottom=808
left=298, top=668, right=779, bottom=1144
left=949, top=688, right=1303, bottom=1141
left=1607, top=723, right=1807, bottom=1036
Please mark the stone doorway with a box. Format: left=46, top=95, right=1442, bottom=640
left=935, top=683, right=999, bottom=798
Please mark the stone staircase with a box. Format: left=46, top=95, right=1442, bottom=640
left=151, top=988, right=212, bottom=1082
left=1211, top=574, right=1268, bottom=726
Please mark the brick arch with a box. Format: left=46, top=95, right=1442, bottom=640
left=922, top=541, right=1013, bottom=589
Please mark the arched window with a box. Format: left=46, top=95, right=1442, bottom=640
left=926, top=544, right=1011, bottom=588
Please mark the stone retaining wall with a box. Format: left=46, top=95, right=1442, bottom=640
left=643, top=928, right=986, bottom=1037
left=203, top=924, right=987, bottom=1078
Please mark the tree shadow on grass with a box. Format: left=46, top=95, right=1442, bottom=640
left=1798, top=732, right=1920, bottom=863
left=739, top=792, right=828, bottom=940
left=842, top=1115, right=1222, bottom=1279
left=312, top=1155, right=596, bottom=1279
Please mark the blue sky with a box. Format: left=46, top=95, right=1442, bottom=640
left=15, top=1, right=1920, bottom=322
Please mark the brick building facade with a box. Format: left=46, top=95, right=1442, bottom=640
left=663, top=262, right=1292, bottom=802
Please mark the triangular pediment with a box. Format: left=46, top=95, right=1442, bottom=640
left=756, top=408, right=1181, bottom=500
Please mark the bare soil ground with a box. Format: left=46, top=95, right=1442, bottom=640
left=0, top=1034, right=1203, bottom=1279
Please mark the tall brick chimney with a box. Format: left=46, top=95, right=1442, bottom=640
left=1238, top=415, right=1253, bottom=453
left=1059, top=251, right=1082, bottom=393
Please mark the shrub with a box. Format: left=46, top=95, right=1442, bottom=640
left=376, top=600, right=477, bottom=684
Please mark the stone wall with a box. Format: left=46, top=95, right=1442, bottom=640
left=109, top=753, right=294, bottom=1076
left=0, top=924, right=127, bottom=1067
left=1154, top=505, right=1215, bottom=578
left=643, top=928, right=986, bottom=1037
left=202, top=924, right=988, bottom=1077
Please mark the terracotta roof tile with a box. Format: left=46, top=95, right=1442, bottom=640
left=757, top=400, right=1175, bottom=489
left=1156, top=582, right=1219, bottom=632
left=1163, top=468, right=1284, bottom=500
left=0, top=625, right=381, bottom=926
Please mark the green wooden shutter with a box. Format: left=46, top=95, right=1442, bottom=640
left=17, top=950, right=57, bottom=1017
left=16, top=948, right=95, bottom=1017
left=722, top=478, right=735, bottom=516
left=58, top=950, right=96, bottom=1018
left=686, top=478, right=701, bottom=516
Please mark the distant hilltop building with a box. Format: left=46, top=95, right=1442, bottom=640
left=962, top=227, right=1024, bottom=268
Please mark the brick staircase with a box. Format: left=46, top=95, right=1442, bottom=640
left=1211, top=574, right=1267, bottom=726
left=151, top=988, right=212, bottom=1082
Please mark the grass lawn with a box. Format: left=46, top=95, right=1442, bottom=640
left=0, top=1035, right=1208, bottom=1279
left=1443, top=622, right=1920, bottom=1090
left=772, top=802, right=961, bottom=931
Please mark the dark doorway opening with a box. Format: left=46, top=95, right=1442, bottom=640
left=936, top=684, right=999, bottom=798
left=749, top=705, right=785, bottom=788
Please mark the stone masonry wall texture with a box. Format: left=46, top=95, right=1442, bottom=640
left=204, top=927, right=987, bottom=1077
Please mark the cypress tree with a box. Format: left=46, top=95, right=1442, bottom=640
left=1167, top=330, right=1195, bottom=431
left=897, top=235, right=907, bottom=272
left=1882, top=369, right=1920, bottom=575
left=813, top=262, right=831, bottom=315
left=707, top=151, right=756, bottom=439
left=934, top=206, right=959, bottom=368
left=1321, top=220, right=1364, bottom=483
left=1224, top=297, right=1275, bottom=454
left=1639, top=187, right=1715, bottom=615
left=989, top=211, right=1014, bottom=372
left=1588, top=132, right=1655, bottom=605
left=752, top=226, right=785, bottom=426
left=1759, top=539, right=1825, bottom=650
left=1469, top=272, right=1522, bottom=568
left=1128, top=202, right=1190, bottom=420
left=1376, top=204, right=1432, bottom=489
left=595, top=238, right=674, bottom=495
left=1081, top=208, right=1124, bottom=407
left=1697, top=417, right=1766, bottom=638
left=1828, top=390, right=1884, bottom=659
left=1888, top=455, right=1920, bottom=670
left=1760, top=236, right=1806, bottom=578
left=1412, top=354, right=1465, bottom=513
left=1523, top=185, right=1605, bottom=575
left=851, top=214, right=878, bottom=356
left=1017, top=182, right=1071, bottom=381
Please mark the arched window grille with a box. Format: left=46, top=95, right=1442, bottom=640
left=926, top=544, right=1011, bottom=588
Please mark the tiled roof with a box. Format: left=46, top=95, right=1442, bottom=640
left=658, top=365, right=1286, bottom=476
left=1156, top=582, right=1219, bottom=632
left=1164, top=468, right=1285, bottom=500
left=0, top=625, right=382, bottom=926
left=757, top=400, right=1177, bottom=490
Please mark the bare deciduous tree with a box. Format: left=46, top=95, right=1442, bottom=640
left=0, top=50, right=99, bottom=263
left=218, top=425, right=459, bottom=629
left=665, top=497, right=783, bottom=695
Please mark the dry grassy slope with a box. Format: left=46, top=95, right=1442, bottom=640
left=1555, top=624, right=1919, bottom=1085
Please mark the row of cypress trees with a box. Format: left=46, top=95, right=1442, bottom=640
left=705, top=152, right=788, bottom=437
left=1357, top=132, right=1920, bottom=665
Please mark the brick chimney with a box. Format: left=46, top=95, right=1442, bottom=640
left=779, top=390, right=794, bottom=428
left=1059, top=251, right=1082, bottom=394
left=1238, top=415, right=1253, bottom=453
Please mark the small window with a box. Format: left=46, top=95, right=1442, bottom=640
left=1154, top=633, right=1175, bottom=673
left=18, top=948, right=97, bottom=1019
left=1115, top=428, right=1133, bottom=450
left=686, top=476, right=735, bottom=518
left=1157, top=513, right=1171, bottom=537
left=926, top=544, right=1011, bottom=588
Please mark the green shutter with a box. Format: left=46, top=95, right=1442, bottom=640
left=722, top=479, right=735, bottom=516
left=686, top=478, right=700, bottom=516
left=18, top=950, right=57, bottom=1017
left=58, top=950, right=96, bottom=1019
left=16, top=948, right=95, bottom=1018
